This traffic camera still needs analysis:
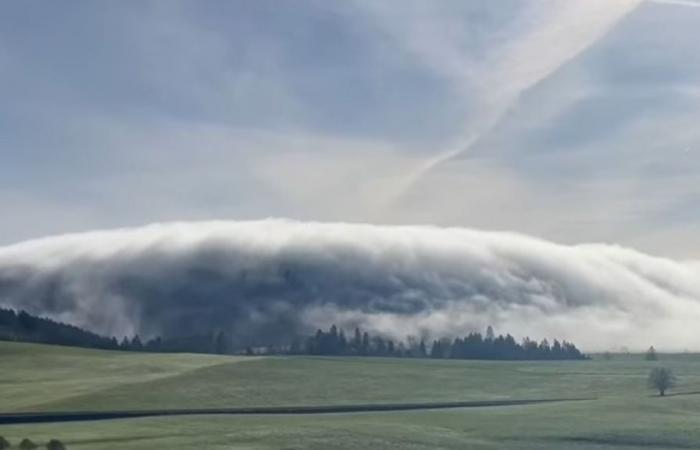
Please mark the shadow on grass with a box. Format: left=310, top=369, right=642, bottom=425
left=552, top=434, right=698, bottom=449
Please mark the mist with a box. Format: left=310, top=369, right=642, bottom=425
left=1, top=219, right=699, bottom=351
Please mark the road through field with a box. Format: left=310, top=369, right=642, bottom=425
left=0, top=397, right=594, bottom=424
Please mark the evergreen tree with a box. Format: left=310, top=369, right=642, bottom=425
left=361, top=332, right=370, bottom=356
left=396, top=341, right=407, bottom=357
left=215, top=331, right=228, bottom=355
left=339, top=329, right=348, bottom=354
left=289, top=338, right=302, bottom=355
left=646, top=346, right=658, bottom=361
left=312, top=329, right=323, bottom=354
left=353, top=328, right=362, bottom=354
left=17, top=310, right=36, bottom=331
left=486, top=325, right=495, bottom=341
left=430, top=340, right=441, bottom=358
left=522, top=337, right=537, bottom=359
left=374, top=336, right=387, bottom=356
left=120, top=336, right=130, bottom=349
left=329, top=325, right=340, bottom=354
left=131, top=335, right=143, bottom=350
left=538, top=339, right=551, bottom=359
left=146, top=336, right=162, bottom=352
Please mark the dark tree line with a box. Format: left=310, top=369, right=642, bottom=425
left=131, top=331, right=232, bottom=355
left=289, top=325, right=414, bottom=357
left=0, top=307, right=231, bottom=355
left=430, top=333, right=585, bottom=360
left=264, top=325, right=587, bottom=360
left=0, top=307, right=118, bottom=350
left=0, top=308, right=586, bottom=360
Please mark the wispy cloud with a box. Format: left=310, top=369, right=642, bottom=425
left=649, top=0, right=700, bottom=7
left=363, top=0, right=644, bottom=199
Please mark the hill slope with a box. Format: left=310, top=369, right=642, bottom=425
left=3, top=341, right=700, bottom=413
left=3, top=343, right=700, bottom=449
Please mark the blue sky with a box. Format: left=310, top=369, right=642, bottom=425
left=2, top=0, right=700, bottom=257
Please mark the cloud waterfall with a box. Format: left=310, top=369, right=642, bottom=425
left=1, top=219, right=699, bottom=351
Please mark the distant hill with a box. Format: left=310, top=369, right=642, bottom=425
left=0, top=308, right=119, bottom=350
left=0, top=307, right=226, bottom=354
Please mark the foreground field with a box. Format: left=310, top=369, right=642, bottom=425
left=2, top=341, right=700, bottom=449
left=2, top=395, right=700, bottom=449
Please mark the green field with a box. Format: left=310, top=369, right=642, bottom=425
left=1, top=341, right=700, bottom=449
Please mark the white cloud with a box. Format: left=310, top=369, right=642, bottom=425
left=1, top=219, right=699, bottom=351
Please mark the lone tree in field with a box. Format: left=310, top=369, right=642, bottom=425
left=645, top=346, right=658, bottom=361
left=648, top=367, right=676, bottom=396
left=0, top=436, right=10, bottom=450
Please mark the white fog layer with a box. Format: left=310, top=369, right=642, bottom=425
left=1, top=219, right=699, bottom=351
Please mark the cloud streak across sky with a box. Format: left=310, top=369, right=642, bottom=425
left=366, top=0, right=643, bottom=197
left=649, top=0, right=700, bottom=8
left=2, top=1, right=700, bottom=259
left=1, top=220, right=699, bottom=351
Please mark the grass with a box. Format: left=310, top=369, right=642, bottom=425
left=0, top=341, right=232, bottom=411
left=2, top=341, right=700, bottom=449
left=2, top=397, right=700, bottom=450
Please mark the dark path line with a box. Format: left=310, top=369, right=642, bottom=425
left=663, top=390, right=700, bottom=398
left=0, top=398, right=594, bottom=425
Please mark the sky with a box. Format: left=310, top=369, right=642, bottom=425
left=3, top=0, right=700, bottom=258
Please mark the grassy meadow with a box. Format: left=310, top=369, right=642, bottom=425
left=1, top=341, right=700, bottom=449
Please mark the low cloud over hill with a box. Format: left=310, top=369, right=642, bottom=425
left=1, top=219, right=699, bottom=351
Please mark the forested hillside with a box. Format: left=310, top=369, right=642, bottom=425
left=0, top=308, right=586, bottom=360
